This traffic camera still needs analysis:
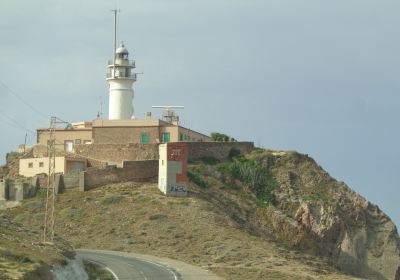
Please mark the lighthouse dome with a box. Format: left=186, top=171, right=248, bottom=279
left=116, top=43, right=129, bottom=54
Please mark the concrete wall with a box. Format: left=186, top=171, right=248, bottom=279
left=63, top=173, right=81, bottom=190
left=0, top=179, right=9, bottom=200
left=82, top=160, right=158, bottom=191
left=6, top=180, right=37, bottom=201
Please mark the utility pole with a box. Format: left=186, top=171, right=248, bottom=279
left=43, top=116, right=56, bottom=243
left=43, top=116, right=69, bottom=243
left=23, top=132, right=27, bottom=153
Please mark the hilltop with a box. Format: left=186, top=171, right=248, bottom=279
left=2, top=149, right=399, bottom=279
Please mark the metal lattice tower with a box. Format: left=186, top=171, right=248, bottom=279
left=43, top=116, right=57, bottom=243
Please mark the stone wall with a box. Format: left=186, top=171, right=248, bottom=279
left=74, top=143, right=159, bottom=164
left=187, top=142, right=255, bottom=161
left=82, top=160, right=158, bottom=191
left=73, top=142, right=254, bottom=165
left=93, top=126, right=161, bottom=144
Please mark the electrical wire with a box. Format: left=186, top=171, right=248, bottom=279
left=0, top=79, right=48, bottom=120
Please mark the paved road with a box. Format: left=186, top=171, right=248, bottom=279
left=77, top=250, right=179, bottom=280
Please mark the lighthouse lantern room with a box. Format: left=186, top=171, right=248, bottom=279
left=107, top=43, right=137, bottom=120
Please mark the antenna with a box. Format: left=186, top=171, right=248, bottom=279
left=110, top=9, right=120, bottom=77
left=152, top=106, right=184, bottom=124
left=152, top=106, right=184, bottom=110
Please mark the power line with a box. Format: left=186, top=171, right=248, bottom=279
left=0, top=110, right=36, bottom=135
left=0, top=79, right=48, bottom=120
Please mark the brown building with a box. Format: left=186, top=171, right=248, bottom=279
left=37, top=119, right=211, bottom=153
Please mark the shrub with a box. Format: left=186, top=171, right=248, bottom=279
left=36, top=188, right=48, bottom=198
left=59, top=207, right=84, bottom=220
left=218, top=158, right=277, bottom=205
left=187, top=171, right=207, bottom=188
left=228, top=148, right=241, bottom=160
left=210, top=132, right=237, bottom=142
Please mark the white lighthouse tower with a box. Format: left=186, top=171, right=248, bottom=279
left=107, top=43, right=137, bottom=120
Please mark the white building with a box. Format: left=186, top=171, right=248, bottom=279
left=158, top=143, right=188, bottom=197
left=107, top=43, right=137, bottom=120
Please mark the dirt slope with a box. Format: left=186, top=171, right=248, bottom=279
left=0, top=212, right=73, bottom=280
left=8, top=180, right=360, bottom=280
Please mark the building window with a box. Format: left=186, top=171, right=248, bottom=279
left=39, top=162, right=44, bottom=168
left=162, top=132, right=170, bottom=143
left=64, top=140, right=74, bottom=153
left=179, top=133, right=184, bottom=141
left=75, top=139, right=82, bottom=144
left=28, top=162, right=33, bottom=168
left=141, top=133, right=149, bottom=144
left=84, top=140, right=92, bottom=145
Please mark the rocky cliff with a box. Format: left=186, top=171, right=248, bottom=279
left=192, top=150, right=400, bottom=280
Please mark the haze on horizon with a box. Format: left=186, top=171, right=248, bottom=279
left=0, top=0, right=399, bottom=228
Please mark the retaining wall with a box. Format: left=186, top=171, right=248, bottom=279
left=74, top=144, right=159, bottom=165
left=187, top=142, right=255, bottom=161
left=81, top=160, right=158, bottom=191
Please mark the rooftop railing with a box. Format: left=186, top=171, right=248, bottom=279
left=107, top=60, right=135, bottom=67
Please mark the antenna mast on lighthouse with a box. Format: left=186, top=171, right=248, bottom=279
left=106, top=9, right=137, bottom=120
left=110, top=9, right=120, bottom=76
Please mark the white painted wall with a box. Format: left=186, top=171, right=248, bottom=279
left=108, top=79, right=135, bottom=120
left=158, top=144, right=168, bottom=194
left=19, top=157, right=65, bottom=177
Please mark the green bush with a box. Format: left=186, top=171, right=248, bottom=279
left=210, top=132, right=237, bottom=142
left=59, top=207, right=84, bottom=220
left=218, top=158, right=277, bottom=205
left=187, top=171, right=207, bottom=188
left=228, top=148, right=241, bottom=160
left=36, top=188, right=48, bottom=198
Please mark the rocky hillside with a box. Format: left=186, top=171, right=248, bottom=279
left=8, top=186, right=359, bottom=279
left=3, top=149, right=399, bottom=279
left=188, top=150, right=400, bottom=280
left=0, top=212, right=74, bottom=279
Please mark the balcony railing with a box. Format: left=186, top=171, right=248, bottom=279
left=107, top=60, right=135, bottom=68
left=106, top=72, right=137, bottom=81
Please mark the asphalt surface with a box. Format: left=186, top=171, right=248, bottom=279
left=77, top=250, right=179, bottom=280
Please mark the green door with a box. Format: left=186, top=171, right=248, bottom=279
left=162, top=132, right=170, bottom=143
left=141, top=133, right=149, bottom=144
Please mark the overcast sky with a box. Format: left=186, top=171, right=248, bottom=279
left=0, top=0, right=399, bottom=228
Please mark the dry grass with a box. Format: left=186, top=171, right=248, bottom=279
left=6, top=181, right=360, bottom=280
